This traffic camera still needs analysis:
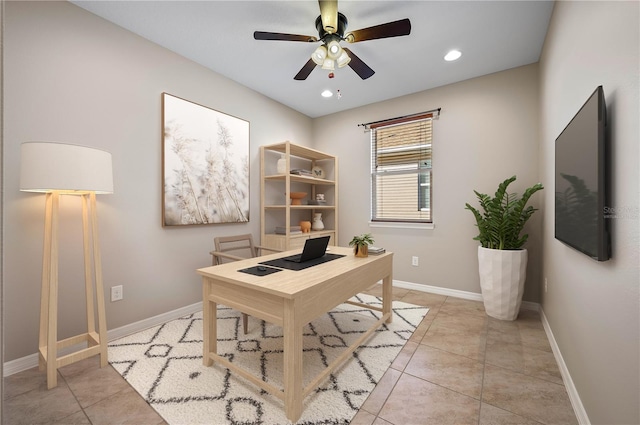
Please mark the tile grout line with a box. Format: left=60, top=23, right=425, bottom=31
left=57, top=370, right=93, bottom=425
left=401, top=301, right=491, bottom=417
left=372, top=292, right=444, bottom=425
left=378, top=294, right=436, bottom=425
left=477, top=313, right=490, bottom=425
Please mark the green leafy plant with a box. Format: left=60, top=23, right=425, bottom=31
left=349, top=233, right=374, bottom=248
left=349, top=234, right=374, bottom=256
left=465, top=176, right=543, bottom=250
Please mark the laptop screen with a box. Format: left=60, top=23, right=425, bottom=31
left=299, top=235, right=331, bottom=262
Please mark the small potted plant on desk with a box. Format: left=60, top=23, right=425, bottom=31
left=465, top=176, right=543, bottom=321
left=349, top=233, right=374, bottom=258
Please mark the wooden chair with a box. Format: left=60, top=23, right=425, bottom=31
left=210, top=234, right=281, bottom=334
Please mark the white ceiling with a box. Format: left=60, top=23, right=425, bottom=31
left=71, top=1, right=554, bottom=118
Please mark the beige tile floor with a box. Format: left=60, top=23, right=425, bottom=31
left=4, top=287, right=577, bottom=425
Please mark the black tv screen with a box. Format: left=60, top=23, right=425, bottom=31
left=555, top=85, right=610, bottom=261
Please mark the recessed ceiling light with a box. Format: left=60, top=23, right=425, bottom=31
left=444, top=50, right=462, bottom=61
left=321, top=90, right=333, bottom=98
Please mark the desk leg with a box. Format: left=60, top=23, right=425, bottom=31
left=283, top=298, right=303, bottom=422
left=202, top=278, right=217, bottom=366
left=383, top=274, right=393, bottom=324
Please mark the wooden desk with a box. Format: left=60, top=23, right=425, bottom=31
left=197, top=246, right=393, bottom=422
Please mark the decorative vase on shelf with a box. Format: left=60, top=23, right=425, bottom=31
left=299, top=221, right=311, bottom=233
left=276, top=154, right=287, bottom=174
left=289, top=192, right=307, bottom=205
left=311, top=213, right=324, bottom=231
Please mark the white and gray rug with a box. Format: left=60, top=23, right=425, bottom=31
left=108, top=294, right=428, bottom=425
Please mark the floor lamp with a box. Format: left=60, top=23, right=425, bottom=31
left=20, top=142, right=113, bottom=389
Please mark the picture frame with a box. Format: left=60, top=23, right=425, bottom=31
left=162, top=93, right=250, bottom=226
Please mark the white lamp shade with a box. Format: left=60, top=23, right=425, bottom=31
left=20, top=142, right=113, bottom=194
left=311, top=45, right=328, bottom=66
left=326, top=40, right=341, bottom=60
left=321, top=58, right=335, bottom=71
left=336, top=50, right=351, bottom=68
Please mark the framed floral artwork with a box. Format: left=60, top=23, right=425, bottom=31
left=162, top=93, right=249, bottom=226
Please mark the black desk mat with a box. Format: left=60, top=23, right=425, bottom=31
left=259, top=253, right=345, bottom=271
left=238, top=265, right=282, bottom=276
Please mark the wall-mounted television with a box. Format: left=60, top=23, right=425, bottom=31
left=555, top=85, right=610, bottom=261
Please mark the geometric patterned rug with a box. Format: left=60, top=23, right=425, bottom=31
left=108, top=294, right=428, bottom=424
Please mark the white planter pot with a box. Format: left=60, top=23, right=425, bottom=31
left=477, top=246, right=528, bottom=321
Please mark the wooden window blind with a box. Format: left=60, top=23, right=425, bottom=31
left=371, top=116, right=432, bottom=223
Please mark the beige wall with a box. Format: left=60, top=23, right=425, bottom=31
left=539, top=1, right=639, bottom=423
left=3, top=1, right=312, bottom=361
left=314, top=64, right=543, bottom=301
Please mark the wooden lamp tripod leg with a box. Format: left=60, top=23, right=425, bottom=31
left=39, top=192, right=60, bottom=389
left=82, top=194, right=96, bottom=345
left=85, top=193, right=108, bottom=366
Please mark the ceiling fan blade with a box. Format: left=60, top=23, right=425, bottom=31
left=294, top=58, right=317, bottom=80
left=343, top=48, right=374, bottom=80
left=254, top=31, right=318, bottom=42
left=344, top=18, right=411, bottom=43
left=318, top=0, right=338, bottom=34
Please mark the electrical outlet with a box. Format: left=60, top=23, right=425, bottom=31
left=412, top=256, right=419, bottom=267
left=544, top=278, right=548, bottom=293
left=111, top=285, right=123, bottom=302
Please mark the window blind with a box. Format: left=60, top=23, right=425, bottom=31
left=371, top=116, right=433, bottom=223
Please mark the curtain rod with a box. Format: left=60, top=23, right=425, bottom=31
left=358, top=108, right=441, bottom=129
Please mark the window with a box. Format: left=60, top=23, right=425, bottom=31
left=370, top=115, right=433, bottom=223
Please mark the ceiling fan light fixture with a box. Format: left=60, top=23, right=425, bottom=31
left=336, top=50, right=351, bottom=68
left=255, top=4, right=411, bottom=81
left=311, top=45, right=328, bottom=65
left=321, top=58, right=335, bottom=71
left=327, top=40, right=342, bottom=60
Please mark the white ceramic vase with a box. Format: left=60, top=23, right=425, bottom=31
left=311, top=213, right=324, bottom=231
left=477, top=246, right=528, bottom=321
left=276, top=155, right=287, bottom=174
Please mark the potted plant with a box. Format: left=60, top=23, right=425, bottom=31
left=465, top=176, right=543, bottom=320
left=349, top=233, right=374, bottom=257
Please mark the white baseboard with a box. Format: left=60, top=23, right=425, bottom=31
left=393, top=279, right=484, bottom=301
left=3, top=302, right=202, bottom=377
left=3, top=353, right=40, bottom=378
left=539, top=308, right=590, bottom=425
left=106, top=302, right=202, bottom=342
left=392, top=279, right=539, bottom=311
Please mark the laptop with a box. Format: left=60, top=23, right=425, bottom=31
left=283, top=235, right=331, bottom=263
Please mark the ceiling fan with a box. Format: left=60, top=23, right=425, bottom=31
left=253, top=0, right=411, bottom=80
